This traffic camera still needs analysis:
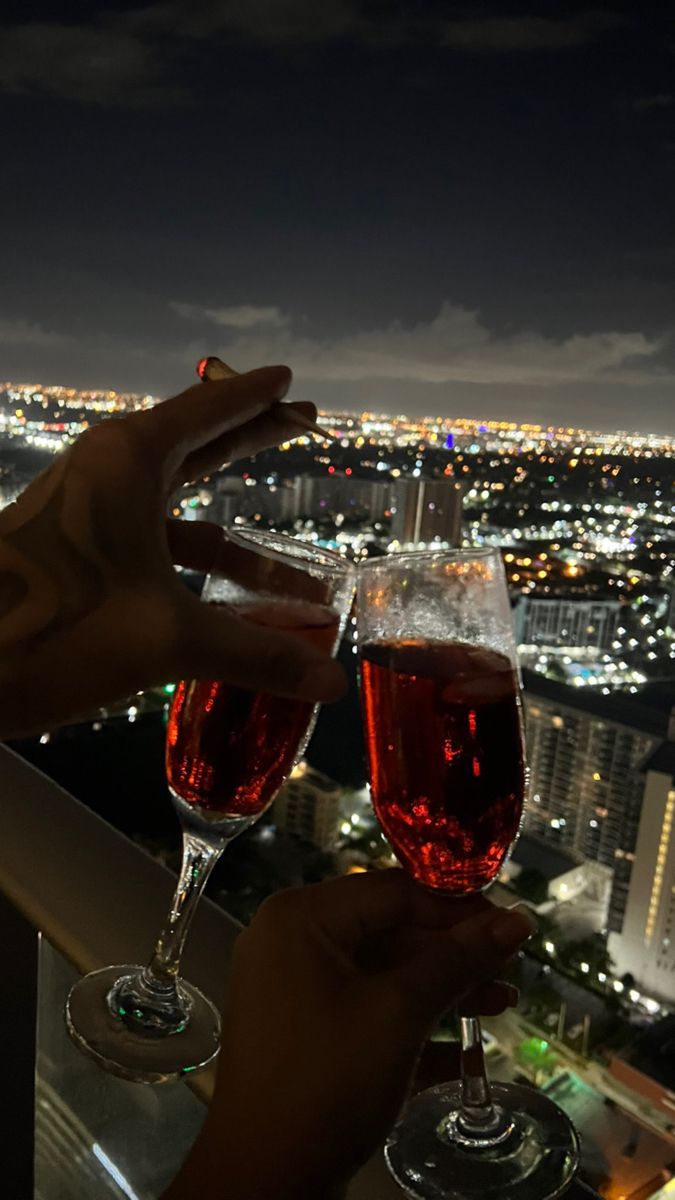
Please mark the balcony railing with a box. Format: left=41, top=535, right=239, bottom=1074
left=0, top=743, right=602, bottom=1199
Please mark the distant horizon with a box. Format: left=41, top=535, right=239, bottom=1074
left=2, top=374, right=673, bottom=442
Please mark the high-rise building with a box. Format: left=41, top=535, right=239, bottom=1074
left=608, top=742, right=675, bottom=999
left=514, top=596, right=622, bottom=651
left=213, top=473, right=395, bottom=526
left=390, top=478, right=464, bottom=547
left=189, top=472, right=464, bottom=543
left=522, top=670, right=667, bottom=937
left=271, top=762, right=343, bottom=851
left=280, top=475, right=393, bottom=523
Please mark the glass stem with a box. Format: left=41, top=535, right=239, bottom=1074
left=145, top=831, right=224, bottom=988
left=107, top=830, right=226, bottom=1037
left=456, top=1017, right=507, bottom=1141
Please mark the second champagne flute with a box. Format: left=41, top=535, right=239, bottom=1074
left=66, top=528, right=354, bottom=1083
left=357, top=549, right=579, bottom=1200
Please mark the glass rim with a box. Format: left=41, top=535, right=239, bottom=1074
left=357, top=547, right=500, bottom=569
left=221, top=525, right=353, bottom=577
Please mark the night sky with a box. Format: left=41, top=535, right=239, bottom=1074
left=1, top=1, right=674, bottom=431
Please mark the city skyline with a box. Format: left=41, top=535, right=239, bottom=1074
left=2, top=341, right=674, bottom=1187
left=1, top=1, right=674, bottom=432
left=3, top=377, right=675, bottom=449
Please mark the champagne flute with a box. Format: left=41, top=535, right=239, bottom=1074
left=357, top=548, right=579, bottom=1200
left=66, top=528, right=354, bottom=1084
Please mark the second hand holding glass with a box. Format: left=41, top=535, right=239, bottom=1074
left=357, top=549, right=579, bottom=1200
left=66, top=529, right=354, bottom=1083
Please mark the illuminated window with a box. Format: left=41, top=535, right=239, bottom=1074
left=645, top=790, right=675, bottom=944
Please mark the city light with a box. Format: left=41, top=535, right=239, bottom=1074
left=2, top=375, right=674, bottom=1078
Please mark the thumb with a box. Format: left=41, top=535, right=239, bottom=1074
left=397, top=906, right=536, bottom=1028
left=174, top=592, right=347, bottom=703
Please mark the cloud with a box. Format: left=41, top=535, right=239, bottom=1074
left=0, top=318, right=72, bottom=348
left=2, top=309, right=669, bottom=432
left=632, top=93, right=675, bottom=112
left=0, top=3, right=359, bottom=111
left=0, top=4, right=625, bottom=111
left=0, top=21, right=181, bottom=106
left=123, top=1, right=620, bottom=51
left=442, top=12, right=621, bottom=52
left=173, top=301, right=668, bottom=387
left=194, top=0, right=356, bottom=43
left=170, top=301, right=291, bottom=329
left=125, top=0, right=358, bottom=43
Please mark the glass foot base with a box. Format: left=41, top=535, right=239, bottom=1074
left=65, top=965, right=221, bottom=1084
left=385, top=1081, right=579, bottom=1200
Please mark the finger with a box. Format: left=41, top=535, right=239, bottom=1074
left=178, top=401, right=318, bottom=485
left=169, top=523, right=335, bottom=605
left=132, top=365, right=292, bottom=466
left=458, top=980, right=519, bottom=1016
left=197, top=355, right=331, bottom=438
left=172, top=591, right=347, bottom=702
left=294, top=870, right=494, bottom=955
left=253, top=870, right=423, bottom=954
left=397, top=905, right=536, bottom=1021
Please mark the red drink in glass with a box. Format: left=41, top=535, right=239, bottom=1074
left=361, top=638, right=525, bottom=893
left=66, top=529, right=354, bottom=1088
left=167, top=602, right=339, bottom=818
left=356, top=552, right=579, bottom=1199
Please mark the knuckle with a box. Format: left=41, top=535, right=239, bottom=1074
left=254, top=887, right=305, bottom=929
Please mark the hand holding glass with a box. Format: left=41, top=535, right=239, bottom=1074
left=357, top=549, right=579, bottom=1200
left=66, top=529, right=354, bottom=1083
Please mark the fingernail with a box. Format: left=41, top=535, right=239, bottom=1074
left=298, top=661, right=346, bottom=702
left=490, top=907, right=538, bottom=952
left=197, top=356, right=237, bottom=381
